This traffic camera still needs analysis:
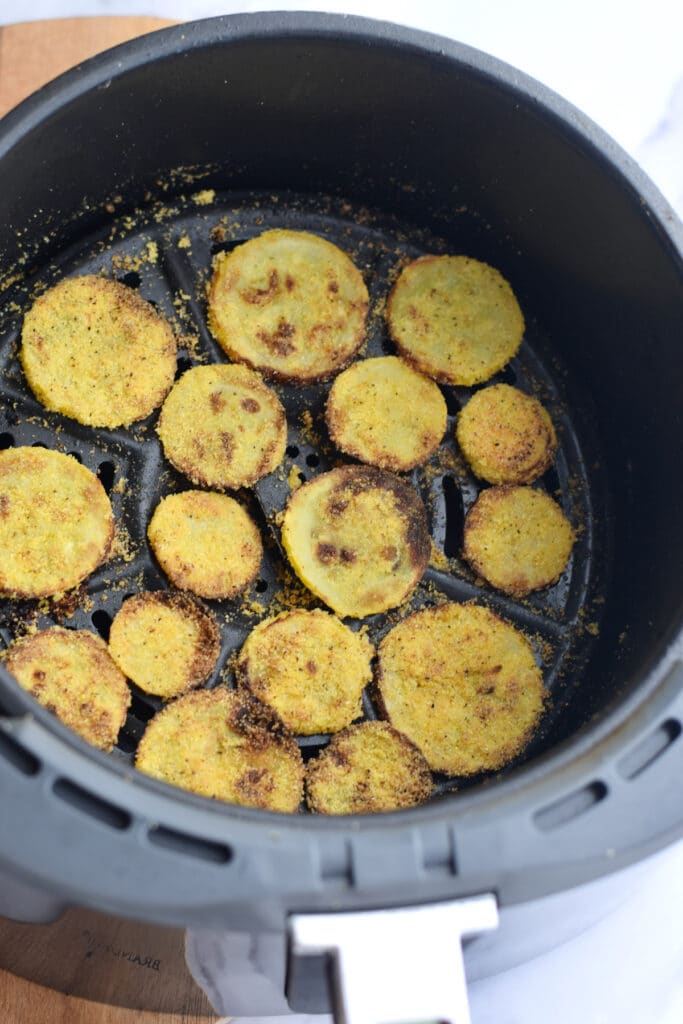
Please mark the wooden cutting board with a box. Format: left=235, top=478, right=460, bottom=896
left=0, top=20, right=219, bottom=1024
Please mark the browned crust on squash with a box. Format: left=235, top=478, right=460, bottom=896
left=305, top=721, right=433, bottom=815
left=157, top=363, right=287, bottom=490
left=3, top=627, right=130, bottom=751
left=135, top=687, right=303, bottom=812
left=0, top=447, right=114, bottom=599
left=108, top=590, right=221, bottom=699
left=325, top=356, right=447, bottom=472
left=375, top=602, right=546, bottom=775
left=456, top=384, right=558, bottom=485
left=20, top=274, right=177, bottom=428
left=462, top=485, right=574, bottom=597
left=207, top=230, right=369, bottom=385
left=147, top=490, right=263, bottom=600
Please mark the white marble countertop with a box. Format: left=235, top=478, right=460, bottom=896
left=0, top=4, right=681, bottom=1024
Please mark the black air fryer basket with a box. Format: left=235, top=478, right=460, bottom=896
left=0, top=13, right=682, bottom=1022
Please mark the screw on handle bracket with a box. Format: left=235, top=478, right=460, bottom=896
left=289, top=894, right=498, bottom=1024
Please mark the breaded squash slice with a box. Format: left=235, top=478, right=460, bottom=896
left=386, top=255, right=524, bottom=386
left=108, top=590, right=221, bottom=700
left=0, top=446, right=114, bottom=598
left=281, top=465, right=430, bottom=619
left=325, top=356, right=447, bottom=471
left=456, top=384, right=557, bottom=484
left=236, top=608, right=373, bottom=734
left=3, top=627, right=130, bottom=751
left=463, top=486, right=574, bottom=596
left=147, top=491, right=262, bottom=600
left=305, top=721, right=432, bottom=814
left=20, top=275, right=176, bottom=427
left=208, top=229, right=368, bottom=383
left=376, top=602, right=545, bottom=775
left=157, top=363, right=287, bottom=490
left=135, top=688, right=304, bottom=812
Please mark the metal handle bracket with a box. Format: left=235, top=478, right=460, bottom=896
left=289, top=894, right=498, bottom=1024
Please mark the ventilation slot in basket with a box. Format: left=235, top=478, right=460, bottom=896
left=0, top=729, right=41, bottom=776
left=147, top=825, right=233, bottom=864
left=53, top=777, right=131, bottom=830
left=534, top=779, right=608, bottom=832
left=617, top=719, right=682, bottom=781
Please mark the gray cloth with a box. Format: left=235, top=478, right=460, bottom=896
left=185, top=926, right=331, bottom=1021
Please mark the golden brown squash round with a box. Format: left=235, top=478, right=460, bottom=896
left=456, top=384, right=557, bottom=485
left=108, top=590, right=221, bottom=700
left=325, top=356, right=447, bottom=471
left=207, top=229, right=369, bottom=383
left=3, top=627, right=131, bottom=751
left=20, top=275, right=176, bottom=427
left=147, top=490, right=262, bottom=600
left=463, top=485, right=575, bottom=596
left=237, top=609, right=373, bottom=734
left=0, top=446, right=114, bottom=598
left=386, top=255, right=524, bottom=386
left=305, top=721, right=433, bottom=815
left=135, top=688, right=304, bottom=812
left=281, top=465, right=430, bottom=619
left=376, top=602, right=545, bottom=775
left=157, top=363, right=287, bottom=490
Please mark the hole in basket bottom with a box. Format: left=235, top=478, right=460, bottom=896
left=443, top=388, right=460, bottom=417
left=91, top=609, right=113, bottom=641
left=175, top=356, right=193, bottom=380
left=96, top=461, right=116, bottom=494
left=120, top=271, right=141, bottom=289
left=443, top=475, right=464, bottom=558
left=542, top=465, right=561, bottom=496
left=0, top=432, right=14, bottom=449
left=496, top=363, right=517, bottom=386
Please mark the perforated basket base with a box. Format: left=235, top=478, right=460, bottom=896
left=0, top=187, right=606, bottom=804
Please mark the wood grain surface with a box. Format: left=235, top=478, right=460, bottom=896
left=0, top=16, right=175, bottom=118
left=0, top=15, right=220, bottom=1024
left=0, top=969, right=219, bottom=1024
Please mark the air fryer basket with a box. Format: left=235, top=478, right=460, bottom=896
left=0, top=186, right=601, bottom=788
left=0, top=12, right=682, bottom=1017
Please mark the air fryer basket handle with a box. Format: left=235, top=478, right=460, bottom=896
left=289, top=895, right=499, bottom=1024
